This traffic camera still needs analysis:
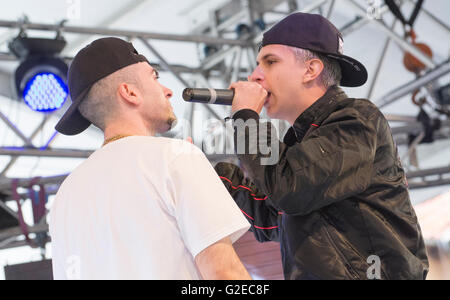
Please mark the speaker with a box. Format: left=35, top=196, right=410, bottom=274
left=4, top=259, right=53, bottom=280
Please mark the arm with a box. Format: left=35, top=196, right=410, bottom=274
left=233, top=107, right=378, bottom=216
left=215, top=162, right=280, bottom=243
left=165, top=141, right=251, bottom=277
left=195, top=237, right=252, bottom=280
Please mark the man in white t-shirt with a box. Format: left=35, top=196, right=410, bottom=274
left=50, top=37, right=251, bottom=280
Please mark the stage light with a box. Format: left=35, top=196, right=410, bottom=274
left=254, top=19, right=266, bottom=31
left=9, top=36, right=69, bottom=113
left=236, top=23, right=252, bottom=38
left=23, top=72, right=68, bottom=112
left=437, top=83, right=450, bottom=106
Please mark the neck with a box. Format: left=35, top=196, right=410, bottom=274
left=287, top=85, right=328, bottom=126
left=103, top=118, right=155, bottom=141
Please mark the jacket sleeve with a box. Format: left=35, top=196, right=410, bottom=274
left=214, top=162, right=280, bottom=243
left=232, top=107, right=378, bottom=216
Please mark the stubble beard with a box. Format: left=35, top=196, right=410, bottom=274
left=167, top=114, right=178, bottom=131
left=156, top=112, right=178, bottom=134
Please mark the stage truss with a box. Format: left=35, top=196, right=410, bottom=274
left=0, top=0, right=449, bottom=252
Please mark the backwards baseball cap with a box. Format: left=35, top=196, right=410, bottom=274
left=55, top=37, right=150, bottom=136
left=261, top=12, right=368, bottom=87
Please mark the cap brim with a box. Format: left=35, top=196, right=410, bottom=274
left=55, top=88, right=92, bottom=136
left=325, top=53, right=368, bottom=87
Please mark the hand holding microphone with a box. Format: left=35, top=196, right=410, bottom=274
left=229, top=81, right=268, bottom=114
left=182, top=82, right=268, bottom=115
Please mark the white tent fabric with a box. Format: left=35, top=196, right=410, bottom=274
left=0, top=0, right=449, bottom=278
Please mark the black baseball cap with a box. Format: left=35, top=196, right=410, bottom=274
left=261, top=12, right=368, bottom=87
left=55, top=37, right=150, bottom=136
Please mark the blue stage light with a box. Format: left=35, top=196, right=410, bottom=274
left=10, top=36, right=69, bottom=114
left=22, top=72, right=69, bottom=113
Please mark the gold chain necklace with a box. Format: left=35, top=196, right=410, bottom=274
left=102, top=135, right=133, bottom=147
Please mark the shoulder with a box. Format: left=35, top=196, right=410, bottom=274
left=317, top=97, right=388, bottom=137
left=117, top=136, right=205, bottom=161
left=330, top=97, right=384, bottom=123
left=149, top=138, right=208, bottom=167
left=157, top=137, right=204, bottom=157
left=135, top=136, right=199, bottom=149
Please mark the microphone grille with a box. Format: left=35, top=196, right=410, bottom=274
left=182, top=88, right=194, bottom=101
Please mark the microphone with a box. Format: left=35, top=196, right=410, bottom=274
left=182, top=88, right=235, bottom=105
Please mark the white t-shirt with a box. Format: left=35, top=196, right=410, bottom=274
left=49, top=136, right=250, bottom=280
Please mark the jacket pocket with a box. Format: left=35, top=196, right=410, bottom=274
left=320, top=214, right=368, bottom=280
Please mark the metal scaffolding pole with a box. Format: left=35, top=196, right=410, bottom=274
left=366, top=20, right=398, bottom=99
left=407, top=0, right=450, bottom=35
left=201, top=46, right=240, bottom=71
left=0, top=223, right=49, bottom=242
left=340, top=2, right=399, bottom=36
left=253, top=0, right=331, bottom=44
left=0, top=174, right=68, bottom=191
left=63, top=0, right=151, bottom=55
left=385, top=114, right=418, bottom=123
left=0, top=147, right=93, bottom=159
left=408, top=179, right=450, bottom=190
left=0, top=51, right=203, bottom=76
left=0, top=0, right=450, bottom=253
left=407, top=166, right=450, bottom=179
left=1, top=115, right=51, bottom=176
left=139, top=38, right=225, bottom=122
left=0, top=109, right=34, bottom=147
left=326, top=0, right=336, bottom=19
left=344, top=0, right=437, bottom=69
left=391, top=119, right=450, bottom=136
left=0, top=20, right=250, bottom=47
left=376, top=60, right=450, bottom=108
left=406, top=167, right=450, bottom=190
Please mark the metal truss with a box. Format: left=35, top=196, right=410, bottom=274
left=0, top=0, right=449, bottom=251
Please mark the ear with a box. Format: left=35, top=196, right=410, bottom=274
left=117, top=82, right=140, bottom=106
left=302, top=58, right=324, bottom=84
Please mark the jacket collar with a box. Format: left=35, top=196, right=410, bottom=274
left=284, top=85, right=348, bottom=145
